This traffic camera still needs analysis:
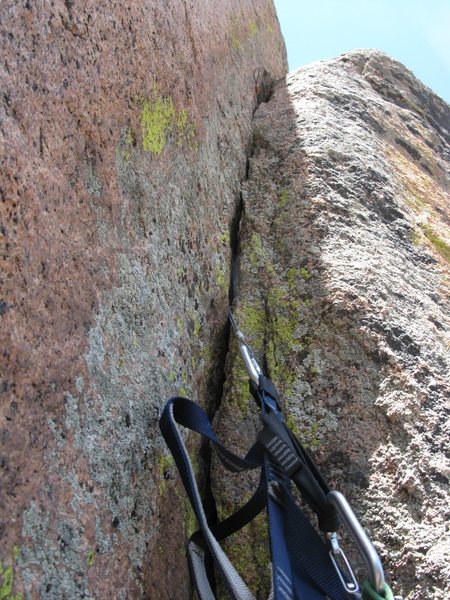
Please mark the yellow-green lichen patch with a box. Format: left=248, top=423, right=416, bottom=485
left=230, top=16, right=241, bottom=50
left=422, top=225, right=450, bottom=263
left=216, top=262, right=228, bottom=294
left=299, top=267, right=312, bottom=280
left=178, top=369, right=189, bottom=397
left=219, top=230, right=230, bottom=246
left=227, top=347, right=252, bottom=415
left=87, top=549, right=95, bottom=567
left=115, top=126, right=136, bottom=165
left=141, top=86, right=176, bottom=155
left=241, top=230, right=277, bottom=277
left=201, top=344, right=213, bottom=365
left=0, top=545, right=23, bottom=600
left=188, top=311, right=201, bottom=338
left=286, top=266, right=299, bottom=290
left=140, top=85, right=196, bottom=155
left=266, top=283, right=305, bottom=397
left=304, top=421, right=321, bottom=449
left=386, top=145, right=448, bottom=227
left=278, top=188, right=289, bottom=208
left=236, top=301, right=266, bottom=348
left=0, top=566, right=13, bottom=599
left=248, top=21, right=258, bottom=37
left=182, top=449, right=202, bottom=537
left=227, top=301, right=266, bottom=415
left=176, top=317, right=184, bottom=336
left=286, top=413, right=300, bottom=436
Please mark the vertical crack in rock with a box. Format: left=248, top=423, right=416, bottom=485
left=197, top=125, right=260, bottom=594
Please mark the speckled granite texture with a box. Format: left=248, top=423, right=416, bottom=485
left=213, top=50, right=450, bottom=600
left=0, top=1, right=286, bottom=597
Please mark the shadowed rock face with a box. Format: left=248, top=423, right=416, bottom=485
left=0, top=1, right=286, bottom=598
left=213, top=50, right=450, bottom=599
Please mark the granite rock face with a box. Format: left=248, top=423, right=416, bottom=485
left=213, top=50, right=450, bottom=599
left=0, top=1, right=286, bottom=598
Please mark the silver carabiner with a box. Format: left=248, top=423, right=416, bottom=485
left=229, top=310, right=263, bottom=385
left=327, top=491, right=386, bottom=595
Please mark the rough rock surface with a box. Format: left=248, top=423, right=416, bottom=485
left=0, top=1, right=286, bottom=598
left=213, top=50, right=450, bottom=599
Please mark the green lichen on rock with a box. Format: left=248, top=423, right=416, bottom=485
left=188, top=311, right=201, bottom=337
left=158, top=454, right=175, bottom=494
left=249, top=232, right=267, bottom=267
left=237, top=301, right=266, bottom=345
left=0, top=546, right=23, bottom=600
left=219, top=230, right=230, bottom=246
left=140, top=85, right=196, bottom=155
left=176, top=317, right=184, bottom=336
left=218, top=512, right=270, bottom=599
left=286, top=266, right=304, bottom=290
left=0, top=566, right=14, bottom=600
left=248, top=21, right=258, bottom=37
left=266, top=281, right=306, bottom=398
left=410, top=228, right=422, bottom=246
left=230, top=16, right=241, bottom=50
left=184, top=499, right=198, bottom=539
left=227, top=349, right=252, bottom=415
left=216, top=262, right=228, bottom=294
left=299, top=266, right=312, bottom=281
left=422, top=225, right=450, bottom=263
left=87, top=549, right=95, bottom=567
left=278, top=188, right=289, bottom=208
left=286, top=413, right=300, bottom=436
left=226, top=301, right=266, bottom=414
left=141, top=86, right=176, bottom=155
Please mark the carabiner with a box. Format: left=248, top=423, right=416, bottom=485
left=327, top=491, right=386, bottom=595
left=229, top=310, right=263, bottom=385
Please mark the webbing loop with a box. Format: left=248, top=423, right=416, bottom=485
left=160, top=396, right=349, bottom=599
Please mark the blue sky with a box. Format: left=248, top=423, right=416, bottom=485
left=274, top=0, right=450, bottom=104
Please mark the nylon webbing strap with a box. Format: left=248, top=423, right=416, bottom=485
left=160, top=397, right=258, bottom=600
left=160, top=396, right=349, bottom=600
left=256, top=397, right=339, bottom=533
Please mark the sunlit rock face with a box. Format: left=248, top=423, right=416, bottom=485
left=0, top=1, right=286, bottom=597
left=213, top=50, right=450, bottom=599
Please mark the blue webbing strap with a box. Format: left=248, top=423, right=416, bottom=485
left=159, top=396, right=349, bottom=600
left=283, top=489, right=348, bottom=600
